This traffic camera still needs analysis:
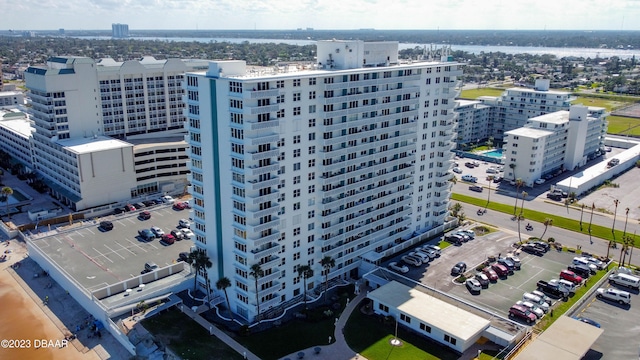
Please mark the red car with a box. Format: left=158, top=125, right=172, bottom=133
left=161, top=234, right=175, bottom=245
left=491, top=263, right=509, bottom=277
left=482, top=267, right=499, bottom=282
left=560, top=270, right=583, bottom=285
left=173, top=202, right=187, bottom=210
left=509, top=304, right=537, bottom=324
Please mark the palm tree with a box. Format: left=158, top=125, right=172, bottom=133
left=216, top=277, right=233, bottom=319
left=611, top=199, right=620, bottom=237
left=517, top=214, right=525, bottom=245
left=1, top=186, right=13, bottom=220
left=540, top=218, right=553, bottom=241
left=513, top=179, right=524, bottom=214
left=320, top=256, right=335, bottom=302
left=449, top=202, right=464, bottom=220
left=579, top=204, right=585, bottom=231
left=509, top=163, right=517, bottom=182
left=623, top=207, right=630, bottom=238
left=297, top=265, right=314, bottom=309
left=486, top=175, right=494, bottom=208
left=250, top=264, right=264, bottom=322
left=519, top=191, right=528, bottom=216
left=187, top=251, right=213, bottom=294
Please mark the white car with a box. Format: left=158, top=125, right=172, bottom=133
left=180, top=228, right=194, bottom=239
left=422, top=244, right=441, bottom=256
left=150, top=226, right=165, bottom=237
left=549, top=278, right=576, bottom=293
left=585, top=257, right=605, bottom=270
left=596, top=287, right=631, bottom=305
left=466, top=278, right=482, bottom=293
left=573, top=257, right=598, bottom=273
left=401, top=255, right=421, bottom=267
left=534, top=178, right=546, bottom=185
left=516, top=300, right=545, bottom=319
left=461, top=175, right=477, bottom=183
left=178, top=219, right=191, bottom=229
left=453, top=167, right=463, bottom=174
left=486, top=167, right=498, bottom=174
left=416, top=248, right=437, bottom=260
left=388, top=262, right=409, bottom=274
left=161, top=195, right=175, bottom=204
left=409, top=251, right=430, bottom=264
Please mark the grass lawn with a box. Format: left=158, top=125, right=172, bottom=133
left=142, top=308, right=244, bottom=360
left=606, top=115, right=640, bottom=136
left=345, top=304, right=458, bottom=360
left=450, top=194, right=638, bottom=248
left=459, top=88, right=505, bottom=99
left=571, top=96, right=627, bottom=112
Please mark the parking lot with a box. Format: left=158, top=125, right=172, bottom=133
left=572, top=275, right=640, bottom=359
left=30, top=204, right=194, bottom=291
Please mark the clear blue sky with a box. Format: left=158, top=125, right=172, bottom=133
left=8, top=0, right=640, bottom=31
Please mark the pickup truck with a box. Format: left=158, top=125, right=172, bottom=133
left=536, top=280, right=569, bottom=299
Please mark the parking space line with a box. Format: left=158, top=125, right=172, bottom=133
left=75, top=230, right=85, bottom=238
left=147, top=242, right=159, bottom=250
left=115, top=242, right=136, bottom=256
left=93, top=247, right=114, bottom=263
left=126, top=218, right=136, bottom=224
left=125, top=238, right=148, bottom=253
left=85, top=228, right=95, bottom=235
left=103, top=244, right=126, bottom=260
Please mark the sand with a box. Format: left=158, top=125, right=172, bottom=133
left=0, top=240, right=101, bottom=360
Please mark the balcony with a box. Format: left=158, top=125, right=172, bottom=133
left=247, top=149, right=279, bottom=162
left=246, top=119, right=279, bottom=131
left=248, top=217, right=280, bottom=234
left=246, top=177, right=279, bottom=191
left=249, top=231, right=280, bottom=247
left=249, top=104, right=280, bottom=115
left=249, top=205, right=280, bottom=219
left=250, top=243, right=281, bottom=260
left=245, top=133, right=280, bottom=146
left=245, top=164, right=279, bottom=177
left=247, top=88, right=281, bottom=98
left=247, top=191, right=279, bottom=205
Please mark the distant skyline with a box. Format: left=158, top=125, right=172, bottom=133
left=7, top=0, right=640, bottom=31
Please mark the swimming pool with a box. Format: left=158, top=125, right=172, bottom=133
left=483, top=149, right=504, bottom=158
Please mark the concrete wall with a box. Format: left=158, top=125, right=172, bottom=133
left=92, top=262, right=189, bottom=300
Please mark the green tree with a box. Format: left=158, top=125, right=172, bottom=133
left=187, top=251, right=213, bottom=294
left=1, top=186, right=13, bottom=220
left=216, top=277, right=233, bottom=319
left=320, top=256, right=335, bottom=302
left=250, top=264, right=264, bottom=322
left=297, top=265, right=314, bottom=309
left=540, top=218, right=553, bottom=241
left=513, top=179, right=524, bottom=215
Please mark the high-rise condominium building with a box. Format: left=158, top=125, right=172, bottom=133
left=24, top=56, right=209, bottom=210
left=185, top=40, right=462, bottom=322
left=112, top=23, right=129, bottom=38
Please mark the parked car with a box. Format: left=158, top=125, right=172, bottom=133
left=475, top=273, right=490, bottom=288
left=416, top=248, right=438, bottom=261
left=421, top=244, right=441, bottom=256
left=534, top=178, right=545, bottom=185
left=549, top=278, right=577, bottom=294
left=560, top=270, right=583, bottom=285
left=530, top=241, right=550, bottom=252
left=492, top=176, right=503, bottom=183
left=522, top=292, right=550, bottom=313
left=616, top=266, right=634, bottom=276
left=454, top=232, right=470, bottom=242
left=133, top=202, right=145, bottom=210
left=491, top=263, right=509, bottom=278
left=506, top=255, right=521, bottom=269
left=453, top=167, right=463, bottom=174
left=170, top=229, right=185, bottom=240
left=161, top=195, right=175, bottom=204
left=138, top=211, right=151, bottom=220
left=138, top=229, right=155, bottom=241
left=573, top=257, right=598, bottom=273
left=482, top=267, right=499, bottom=282
left=461, top=175, right=477, bottom=182
left=567, top=264, right=591, bottom=278
left=572, top=316, right=601, bottom=328
left=445, top=234, right=463, bottom=245
left=497, top=258, right=516, bottom=273
left=144, top=262, right=159, bottom=272
left=469, top=185, right=483, bottom=192
left=607, top=158, right=620, bottom=168
left=113, top=208, right=124, bottom=215
left=173, top=202, right=188, bottom=210
left=520, top=243, right=544, bottom=255
left=516, top=300, right=545, bottom=319
left=466, top=278, right=482, bottom=293
left=150, top=226, right=165, bottom=237
left=180, top=228, right=194, bottom=239
left=142, top=200, right=156, bottom=207
left=596, top=287, right=631, bottom=305
left=546, top=193, right=562, bottom=201
left=409, top=251, right=430, bottom=264
left=178, top=252, right=190, bottom=262
left=401, top=255, right=421, bottom=267
left=608, top=273, right=640, bottom=290
left=388, top=262, right=409, bottom=274
left=451, top=262, right=467, bottom=276
left=124, top=204, right=136, bottom=212
left=459, top=229, right=475, bottom=239
left=161, top=234, right=176, bottom=245
left=584, top=257, right=605, bottom=270
left=536, top=280, right=569, bottom=298
left=464, top=162, right=475, bottom=168
left=178, top=218, right=191, bottom=228
left=99, top=221, right=113, bottom=231
left=509, top=304, right=537, bottom=324
left=531, top=290, right=554, bottom=306
left=486, top=167, right=498, bottom=174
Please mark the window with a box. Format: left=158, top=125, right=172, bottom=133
left=277, top=94, right=285, bottom=103
left=308, top=146, right=316, bottom=154
left=293, top=93, right=301, bottom=101
left=293, top=135, right=301, bottom=144
left=276, top=80, right=284, bottom=88
left=309, top=78, right=316, bottom=85
left=400, top=314, right=411, bottom=324
left=294, top=163, right=301, bottom=171
left=294, top=189, right=301, bottom=197
left=378, top=303, right=389, bottom=312
left=293, top=228, right=301, bottom=236
left=309, top=105, right=316, bottom=113
left=294, top=107, right=301, bottom=116
left=308, top=210, right=315, bottom=219
left=419, top=323, right=431, bottom=333
left=309, top=91, right=316, bottom=99
left=308, top=159, right=315, bottom=167
left=308, top=185, right=315, bottom=193
left=309, top=118, right=316, bottom=127
left=293, top=175, right=301, bottom=184
left=444, top=335, right=456, bottom=345
left=293, top=79, right=301, bottom=87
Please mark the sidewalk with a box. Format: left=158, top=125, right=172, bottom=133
left=279, top=289, right=368, bottom=360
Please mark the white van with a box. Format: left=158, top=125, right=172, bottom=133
left=609, top=273, right=640, bottom=290
left=550, top=278, right=577, bottom=293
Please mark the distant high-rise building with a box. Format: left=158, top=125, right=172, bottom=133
left=184, top=40, right=462, bottom=322
left=112, top=23, right=129, bottom=38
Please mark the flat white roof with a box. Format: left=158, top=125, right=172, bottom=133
left=0, top=119, right=33, bottom=138
left=529, top=111, right=570, bottom=125
left=505, top=127, right=553, bottom=139
left=558, top=143, right=640, bottom=188
left=58, top=136, right=132, bottom=155
left=506, top=87, right=569, bottom=96
left=368, top=281, right=490, bottom=341
left=456, top=99, right=480, bottom=107
left=513, top=316, right=603, bottom=360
